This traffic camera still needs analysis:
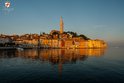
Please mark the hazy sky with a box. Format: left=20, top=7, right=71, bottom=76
left=0, top=0, right=124, bottom=44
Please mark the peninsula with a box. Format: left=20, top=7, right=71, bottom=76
left=0, top=17, right=107, bottom=49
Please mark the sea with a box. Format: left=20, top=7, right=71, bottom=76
left=0, top=47, right=124, bottom=83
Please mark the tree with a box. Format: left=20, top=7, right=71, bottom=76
left=79, top=34, right=90, bottom=40
left=52, top=31, right=59, bottom=35
left=42, top=32, right=46, bottom=35
left=66, top=31, right=78, bottom=37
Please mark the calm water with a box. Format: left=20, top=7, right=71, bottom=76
left=0, top=48, right=124, bottom=83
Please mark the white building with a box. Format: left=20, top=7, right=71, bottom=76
left=0, top=38, right=12, bottom=44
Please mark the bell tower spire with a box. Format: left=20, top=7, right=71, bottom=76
left=60, top=16, right=64, bottom=34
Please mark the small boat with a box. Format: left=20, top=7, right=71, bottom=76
left=16, top=47, right=24, bottom=51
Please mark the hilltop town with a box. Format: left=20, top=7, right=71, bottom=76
left=0, top=17, right=107, bottom=49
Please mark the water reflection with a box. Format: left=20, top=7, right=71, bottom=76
left=0, top=49, right=106, bottom=64
left=0, top=49, right=106, bottom=77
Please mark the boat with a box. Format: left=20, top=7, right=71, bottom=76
left=16, top=47, right=24, bottom=51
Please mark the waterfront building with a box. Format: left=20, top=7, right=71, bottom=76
left=0, top=37, right=12, bottom=44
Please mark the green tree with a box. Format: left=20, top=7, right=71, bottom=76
left=79, top=34, right=90, bottom=40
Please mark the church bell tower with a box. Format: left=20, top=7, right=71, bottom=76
left=60, top=16, right=64, bottom=34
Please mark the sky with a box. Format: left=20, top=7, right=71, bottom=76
left=0, top=0, right=124, bottom=45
